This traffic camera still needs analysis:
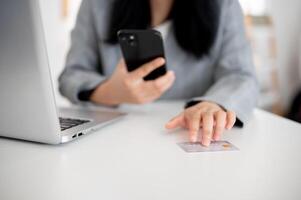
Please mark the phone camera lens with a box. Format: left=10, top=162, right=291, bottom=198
left=128, top=35, right=136, bottom=46
left=129, top=41, right=136, bottom=46
left=129, top=35, right=135, bottom=41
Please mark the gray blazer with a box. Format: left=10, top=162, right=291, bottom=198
left=59, top=0, right=259, bottom=125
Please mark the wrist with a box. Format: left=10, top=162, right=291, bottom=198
left=196, top=101, right=225, bottom=111
left=90, top=80, right=121, bottom=106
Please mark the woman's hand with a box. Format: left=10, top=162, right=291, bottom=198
left=165, top=101, right=236, bottom=146
left=90, top=58, right=175, bottom=106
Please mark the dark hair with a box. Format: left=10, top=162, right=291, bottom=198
left=106, top=0, right=220, bottom=58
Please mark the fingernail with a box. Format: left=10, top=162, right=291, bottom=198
left=158, top=58, right=165, bottom=64
left=214, top=136, right=220, bottom=141
left=168, top=71, right=175, bottom=78
left=213, top=132, right=220, bottom=141
left=203, top=140, right=210, bottom=147
left=165, top=123, right=170, bottom=129
left=190, top=132, right=198, bottom=143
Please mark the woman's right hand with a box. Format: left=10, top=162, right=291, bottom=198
left=90, top=57, right=175, bottom=106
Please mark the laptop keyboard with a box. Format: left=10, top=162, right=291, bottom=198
left=59, top=117, right=90, bottom=131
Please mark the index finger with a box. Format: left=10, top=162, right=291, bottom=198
left=129, top=58, right=165, bottom=80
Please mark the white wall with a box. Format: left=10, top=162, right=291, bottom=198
left=39, top=0, right=81, bottom=106
left=267, top=0, right=301, bottom=109
left=239, top=0, right=267, bottom=16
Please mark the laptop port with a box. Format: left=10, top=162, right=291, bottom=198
left=78, top=133, right=83, bottom=137
left=72, top=134, right=77, bottom=139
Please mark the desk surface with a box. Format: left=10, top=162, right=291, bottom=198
left=0, top=101, right=301, bottom=200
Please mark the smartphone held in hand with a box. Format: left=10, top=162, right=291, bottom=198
left=118, top=29, right=167, bottom=81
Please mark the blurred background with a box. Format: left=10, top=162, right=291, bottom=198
left=39, top=0, right=301, bottom=119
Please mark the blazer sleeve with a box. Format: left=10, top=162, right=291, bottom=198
left=58, top=0, right=105, bottom=104
left=188, top=0, right=259, bottom=126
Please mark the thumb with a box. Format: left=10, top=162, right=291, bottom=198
left=165, top=114, right=184, bottom=130
left=116, top=58, right=128, bottom=73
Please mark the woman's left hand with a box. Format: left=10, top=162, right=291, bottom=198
left=165, top=101, right=236, bottom=147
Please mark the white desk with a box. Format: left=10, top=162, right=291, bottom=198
left=0, top=101, right=301, bottom=200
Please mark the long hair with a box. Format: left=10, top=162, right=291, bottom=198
left=106, top=0, right=221, bottom=58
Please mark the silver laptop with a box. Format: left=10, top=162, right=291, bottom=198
left=0, top=0, right=125, bottom=144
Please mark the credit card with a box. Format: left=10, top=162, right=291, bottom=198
left=178, top=141, right=239, bottom=153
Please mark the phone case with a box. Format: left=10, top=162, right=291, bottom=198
left=118, top=29, right=167, bottom=80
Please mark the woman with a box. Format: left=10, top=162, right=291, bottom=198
left=59, top=0, right=258, bottom=146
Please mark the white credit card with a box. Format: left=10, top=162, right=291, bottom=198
left=178, top=141, right=239, bottom=153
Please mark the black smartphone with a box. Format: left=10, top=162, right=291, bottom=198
left=118, top=29, right=167, bottom=81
